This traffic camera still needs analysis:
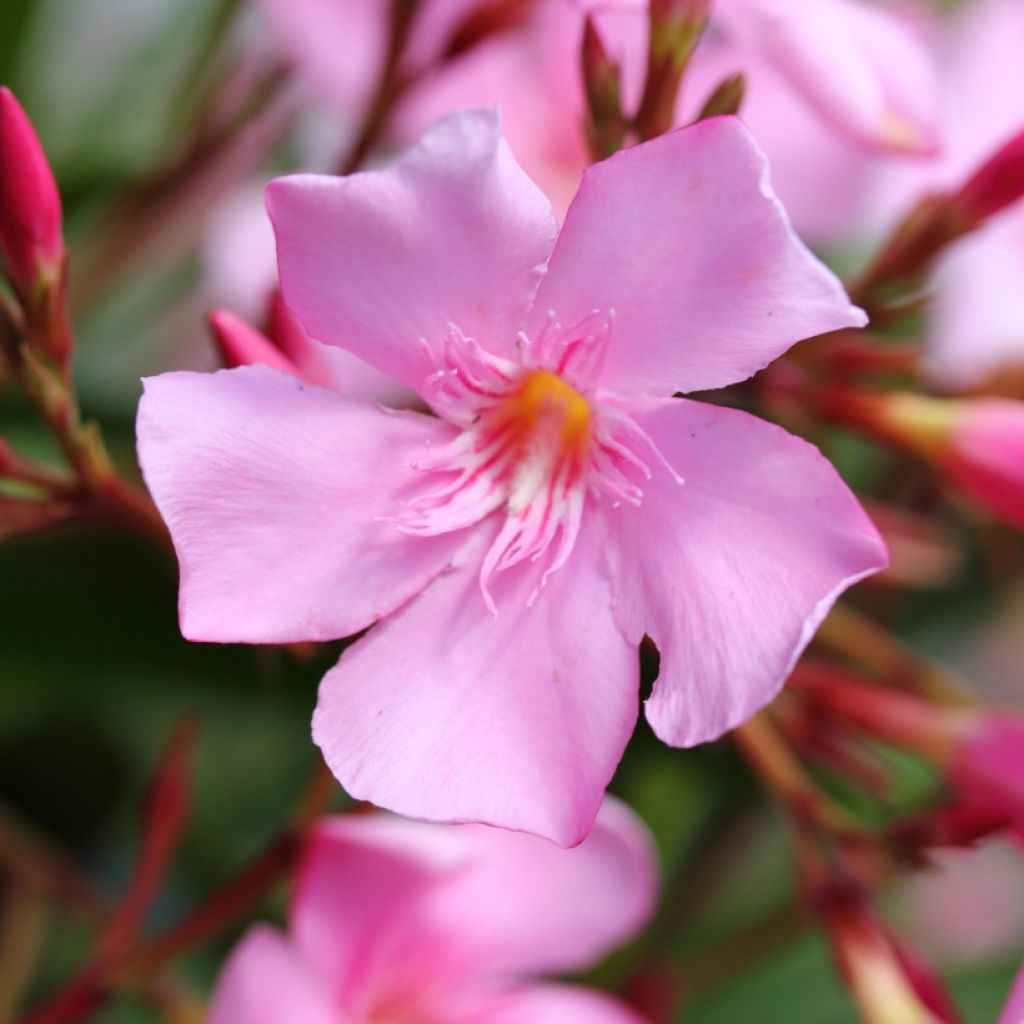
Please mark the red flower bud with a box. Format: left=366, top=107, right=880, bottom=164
left=0, top=86, right=63, bottom=297
left=954, top=128, right=1024, bottom=227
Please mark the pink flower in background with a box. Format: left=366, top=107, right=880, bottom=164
left=138, top=110, right=886, bottom=844
left=257, top=0, right=939, bottom=228
left=209, top=800, right=656, bottom=1024
left=917, top=0, right=1024, bottom=388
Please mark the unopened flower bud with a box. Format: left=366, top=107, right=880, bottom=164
left=822, top=891, right=957, bottom=1024
left=0, top=87, right=63, bottom=299
left=696, top=72, right=746, bottom=122
left=948, top=712, right=1024, bottom=839
left=953, top=127, right=1024, bottom=227
left=207, top=308, right=298, bottom=375
left=635, top=0, right=712, bottom=141
left=840, top=392, right=1024, bottom=529
left=581, top=16, right=626, bottom=160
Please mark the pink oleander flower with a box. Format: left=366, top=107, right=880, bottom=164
left=865, top=0, right=1024, bottom=388
left=209, top=799, right=656, bottom=1024
left=137, top=110, right=887, bottom=845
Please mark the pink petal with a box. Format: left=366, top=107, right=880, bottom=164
left=312, top=522, right=639, bottom=846
left=715, top=0, right=940, bottom=153
left=425, top=797, right=656, bottom=977
left=530, top=116, right=866, bottom=398
left=478, top=983, right=646, bottom=1023
left=1001, top=963, right=1024, bottom=1024
left=601, top=398, right=888, bottom=746
left=257, top=0, right=386, bottom=114
left=136, top=365, right=465, bottom=643
left=268, top=109, right=558, bottom=401
left=290, top=801, right=655, bottom=1000
left=291, top=816, right=472, bottom=1004
left=927, top=211, right=1024, bottom=388
left=208, top=926, right=339, bottom=1024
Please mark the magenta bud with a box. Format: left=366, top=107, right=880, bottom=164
left=942, top=399, right=1024, bottom=530
left=0, top=86, right=64, bottom=298
left=948, top=712, right=1024, bottom=839
left=954, top=128, right=1024, bottom=227
left=207, top=308, right=299, bottom=376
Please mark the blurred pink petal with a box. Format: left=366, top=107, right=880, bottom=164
left=137, top=366, right=465, bottom=643
left=601, top=398, right=887, bottom=746
left=208, top=926, right=338, bottom=1024
left=212, top=804, right=655, bottom=1021
left=715, top=0, right=939, bottom=153
left=1001, top=964, right=1024, bottom=1024
left=481, top=984, right=648, bottom=1023
left=292, top=800, right=656, bottom=984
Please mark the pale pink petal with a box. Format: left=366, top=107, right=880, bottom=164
left=291, top=816, right=473, bottom=1004
left=208, top=926, right=339, bottom=1024
left=927, top=210, right=1024, bottom=388
left=136, top=365, right=465, bottom=643
left=1001, top=963, right=1024, bottom=1024
left=313, top=522, right=639, bottom=847
left=600, top=398, right=888, bottom=746
left=715, top=0, right=940, bottom=153
left=203, top=186, right=418, bottom=405
left=530, top=116, right=866, bottom=398
left=257, top=0, right=386, bottom=114
left=424, top=797, right=656, bottom=977
left=290, top=801, right=654, bottom=1001
left=478, top=983, right=646, bottom=1023
left=268, top=109, right=558, bottom=399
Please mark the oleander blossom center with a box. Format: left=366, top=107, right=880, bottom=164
left=393, top=311, right=683, bottom=611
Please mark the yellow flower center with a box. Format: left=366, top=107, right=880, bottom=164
left=498, top=369, right=592, bottom=450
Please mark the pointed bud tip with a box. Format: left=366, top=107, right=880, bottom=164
left=0, top=86, right=63, bottom=296
left=207, top=307, right=297, bottom=375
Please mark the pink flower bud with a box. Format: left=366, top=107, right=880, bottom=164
left=949, top=713, right=1024, bottom=838
left=207, top=308, right=299, bottom=376
left=943, top=400, right=1024, bottom=530
left=823, top=893, right=957, bottom=1024
left=954, top=128, right=1024, bottom=227
left=0, top=87, right=63, bottom=297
